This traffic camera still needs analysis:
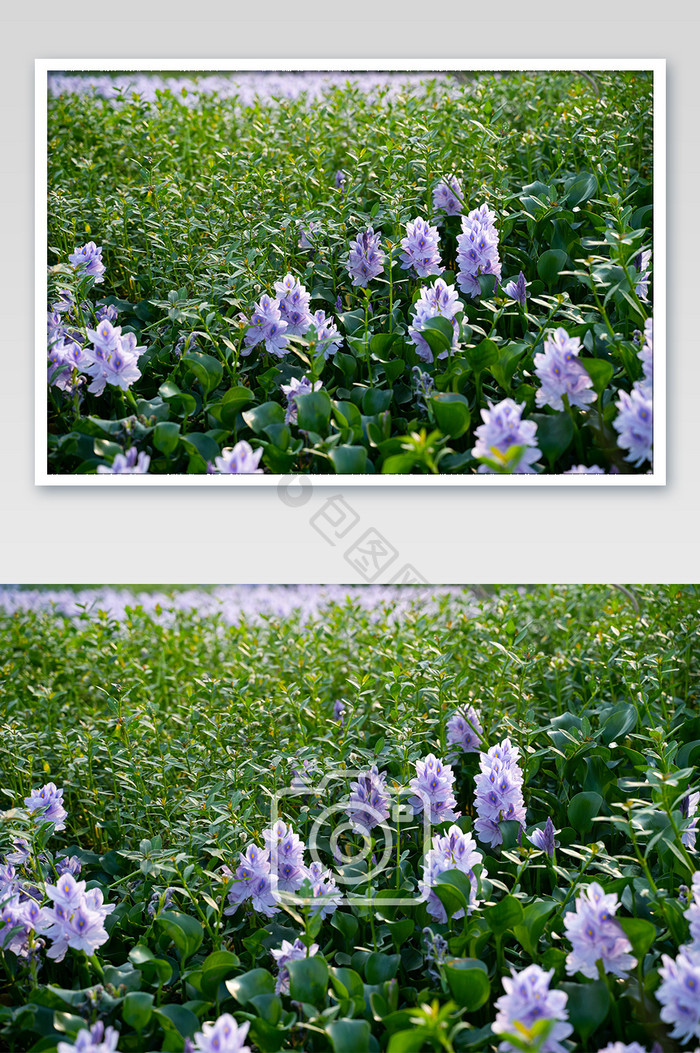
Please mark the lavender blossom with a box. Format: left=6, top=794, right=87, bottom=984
left=96, top=448, right=150, bottom=475
left=304, top=863, right=342, bottom=918
left=242, top=294, right=289, bottom=357
left=270, top=937, right=319, bottom=994
left=57, top=1021, right=120, bottom=1053
left=347, top=227, right=384, bottom=287
left=446, top=706, right=483, bottom=755
left=192, top=1014, right=250, bottom=1053
left=399, top=218, right=444, bottom=278
left=419, top=825, right=482, bottom=923
left=493, top=964, right=573, bottom=1053
left=432, top=175, right=463, bottom=217
left=423, top=927, right=450, bottom=983
left=298, top=220, right=321, bottom=250
left=534, top=329, right=596, bottom=412
left=147, top=886, right=175, bottom=918
left=473, top=738, right=526, bottom=847
left=472, top=398, right=541, bottom=474
left=211, top=441, right=263, bottom=475
left=634, top=248, right=652, bottom=301
left=68, top=242, right=106, bottom=284
left=264, top=820, right=308, bottom=894
left=309, top=309, right=343, bottom=358
left=24, top=783, right=67, bottom=830
left=281, top=375, right=323, bottom=424
left=596, top=1044, right=649, bottom=1053
left=613, top=385, right=653, bottom=467
left=503, top=271, right=527, bottom=307
left=563, top=465, right=605, bottom=474
left=335, top=169, right=346, bottom=191
left=223, top=844, right=275, bottom=916
left=409, top=754, right=460, bottom=825
left=637, top=316, right=653, bottom=397
left=346, top=766, right=391, bottom=833
left=657, top=946, right=700, bottom=1044
left=56, top=854, right=83, bottom=877
left=333, top=699, right=346, bottom=725
left=456, top=206, right=502, bottom=298
left=413, top=366, right=435, bottom=413
left=564, top=882, right=636, bottom=979
left=96, top=303, right=119, bottom=324
left=274, top=274, right=314, bottom=336
left=408, top=277, right=463, bottom=363
left=682, top=792, right=700, bottom=852
left=528, top=817, right=558, bottom=858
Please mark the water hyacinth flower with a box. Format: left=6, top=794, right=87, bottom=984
left=223, top=844, right=276, bottom=917
left=399, top=217, right=444, bottom=278
left=57, top=1021, right=120, bottom=1053
left=191, top=1014, right=250, bottom=1053
left=564, top=881, right=636, bottom=979
left=82, top=321, right=145, bottom=397
left=68, top=242, right=106, bottom=284
left=408, top=277, right=463, bottom=363
left=40, top=873, right=115, bottom=962
left=473, top=738, right=526, bottom=847
left=273, top=274, right=314, bottom=336
left=493, top=964, right=573, bottom=1053
left=596, top=1044, right=650, bottom=1053
left=333, top=699, right=345, bottom=724
left=657, top=946, right=700, bottom=1044
left=682, top=792, right=700, bottom=851
left=242, top=294, right=289, bottom=357
left=534, top=329, right=596, bottom=412
left=96, top=303, right=119, bottom=324
left=347, top=226, right=384, bottom=287
left=456, top=205, right=502, bottom=298
left=409, top=754, right=460, bottom=825
left=346, top=765, right=391, bottom=833
left=24, top=783, right=67, bottom=830
left=298, top=219, right=321, bottom=250
left=412, top=366, right=435, bottom=413
left=634, top=248, right=652, bottom=301
left=211, top=441, right=263, bottom=475
left=432, top=175, right=463, bottom=216
left=281, top=376, right=323, bottom=424
left=419, top=825, right=482, bottom=923
left=503, top=270, right=527, bottom=307
left=637, top=316, right=653, bottom=397
left=613, top=385, right=653, bottom=467
left=335, top=169, right=346, bottom=192
left=446, top=705, right=483, bottom=755
left=56, top=854, right=82, bottom=877
left=423, top=927, right=450, bottom=983
left=270, top=937, right=319, bottom=994
left=528, top=817, right=558, bottom=858
left=563, top=465, right=605, bottom=474
left=264, top=820, right=308, bottom=894
left=309, top=309, right=343, bottom=358
left=96, top=448, right=150, bottom=475
left=472, top=398, right=541, bottom=474
left=303, top=863, right=342, bottom=919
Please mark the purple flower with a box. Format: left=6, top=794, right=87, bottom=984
left=503, top=271, right=527, bottom=307
left=147, top=886, right=175, bottom=918
left=192, top=1014, right=251, bottom=1053
left=96, top=303, right=119, bottom=324
left=57, top=1021, right=120, bottom=1053
left=613, top=385, right=653, bottom=467
left=68, top=242, right=105, bottom=284
left=333, top=699, right=346, bottom=724
left=528, top=817, right=558, bottom=858
left=309, top=309, right=343, bottom=358
left=473, top=738, right=526, bottom=847
left=270, top=937, right=319, bottom=994
left=446, top=705, right=483, bottom=755
left=335, top=169, right=346, bottom=191
left=281, top=376, right=323, bottom=424
left=347, top=227, right=384, bottom=287
left=637, top=316, right=653, bottom=397
left=96, top=448, right=150, bottom=475
left=423, top=927, right=449, bottom=983
left=419, top=825, right=482, bottom=923
left=24, top=783, right=67, bottom=830
left=634, top=248, right=651, bottom=301
left=346, top=766, right=390, bottom=833
left=56, top=854, right=82, bottom=877
left=493, top=964, right=573, bottom=1053
left=399, top=218, right=444, bottom=278
left=274, top=274, right=314, bottom=336
left=432, top=175, right=463, bottom=217
left=472, top=398, right=541, bottom=474
left=298, top=220, right=321, bottom=250
left=41, top=876, right=115, bottom=963
left=304, top=863, right=342, bottom=918
left=534, top=329, right=596, bottom=412
left=563, top=465, right=605, bottom=474
left=413, top=366, right=435, bottom=413
left=682, top=792, right=700, bottom=851
left=596, top=1044, right=650, bottom=1053
left=223, top=844, right=274, bottom=915
left=408, top=277, right=463, bottom=363
left=5, top=838, right=31, bottom=867
left=657, top=946, right=700, bottom=1044
left=242, top=294, right=289, bottom=357
left=52, top=289, right=76, bottom=315
left=211, top=441, right=263, bottom=475
left=456, top=206, right=502, bottom=298
left=264, top=821, right=309, bottom=894
left=564, top=882, right=636, bottom=979
left=409, top=754, right=460, bottom=825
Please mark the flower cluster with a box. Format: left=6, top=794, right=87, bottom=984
left=634, top=248, right=652, bottom=301
left=409, top=754, right=460, bottom=825
left=419, top=825, right=482, bottom=923
left=346, top=765, right=391, bottom=833
left=346, top=227, right=384, bottom=287
left=432, top=175, right=463, bottom=216
left=58, top=1021, right=120, bottom=1053
left=612, top=313, right=653, bottom=467
left=528, top=816, right=558, bottom=858
left=408, top=277, right=463, bottom=363
left=503, top=270, right=527, bottom=306
left=309, top=310, right=343, bottom=359
left=456, top=204, right=502, bottom=298
left=534, top=329, right=595, bottom=412
left=446, top=705, right=484, bottom=755
left=412, top=366, right=435, bottom=413
left=493, top=964, right=573, bottom=1053
left=210, top=441, right=263, bottom=475
left=472, top=398, right=541, bottom=474
left=270, top=937, right=319, bottom=994
left=422, top=927, right=449, bottom=983
left=68, top=241, right=106, bottom=284
left=96, top=447, right=150, bottom=475
left=24, top=782, right=67, bottom=830
left=473, top=738, right=526, bottom=847
left=637, top=316, right=653, bottom=397
left=242, top=277, right=344, bottom=364
left=242, top=294, right=289, bottom=357
left=281, top=376, right=323, bottom=424
left=192, top=1014, right=250, bottom=1053
left=399, top=218, right=444, bottom=278
left=657, top=946, right=700, bottom=1044
left=681, top=791, right=700, bottom=851
left=274, top=274, right=314, bottom=336
left=564, top=881, right=636, bottom=979
left=563, top=464, right=605, bottom=474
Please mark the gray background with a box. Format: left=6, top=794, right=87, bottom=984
left=2, top=3, right=696, bottom=583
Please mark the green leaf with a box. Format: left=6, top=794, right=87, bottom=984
left=243, top=400, right=285, bottom=435
left=296, top=390, right=332, bottom=435
left=485, top=895, right=524, bottom=936
left=444, top=960, right=491, bottom=1010
left=513, top=900, right=555, bottom=958
left=155, top=911, right=203, bottom=963
left=568, top=792, right=603, bottom=835
left=423, top=316, right=455, bottom=346
left=429, top=393, right=471, bottom=439
left=225, top=968, right=276, bottom=1005
left=327, top=1019, right=371, bottom=1053
left=565, top=172, right=598, bottom=207
left=218, top=386, right=254, bottom=427
left=153, top=421, right=181, bottom=455
left=530, top=411, right=573, bottom=466
left=537, top=249, right=567, bottom=287
left=618, top=917, right=656, bottom=960
left=433, top=873, right=468, bottom=922
left=388, top=1027, right=434, bottom=1053
left=559, top=980, right=609, bottom=1044
left=122, top=991, right=154, bottom=1031
left=159, top=380, right=197, bottom=417
left=180, top=432, right=220, bottom=468
left=331, top=912, right=359, bottom=944
left=182, top=351, right=223, bottom=397
left=329, top=445, right=368, bottom=474
left=467, top=338, right=499, bottom=375
left=287, top=956, right=329, bottom=1008
left=365, top=952, right=400, bottom=984
left=362, top=388, right=393, bottom=415
left=580, top=358, right=614, bottom=396
left=200, top=949, right=241, bottom=999
left=129, top=944, right=173, bottom=985
left=153, top=1004, right=200, bottom=1039
left=370, top=333, right=400, bottom=360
